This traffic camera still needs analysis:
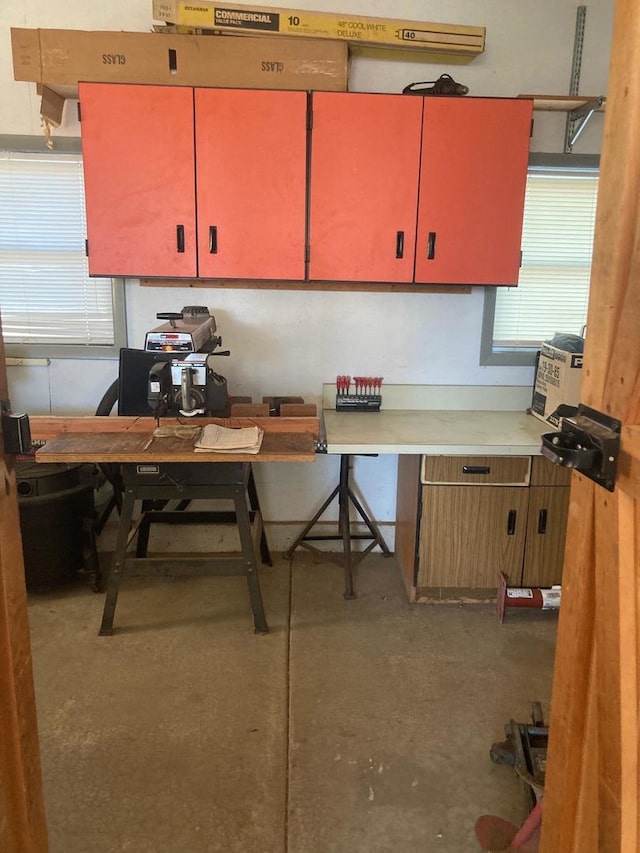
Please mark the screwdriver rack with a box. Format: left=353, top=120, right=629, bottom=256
left=335, top=375, right=383, bottom=412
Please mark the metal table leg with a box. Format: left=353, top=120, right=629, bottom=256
left=99, top=486, right=136, bottom=636
left=284, top=454, right=391, bottom=598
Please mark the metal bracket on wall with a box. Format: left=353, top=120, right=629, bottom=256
left=565, top=5, right=588, bottom=152
left=567, top=95, right=606, bottom=150
left=541, top=404, right=621, bottom=492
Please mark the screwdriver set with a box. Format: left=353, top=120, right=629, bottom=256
left=335, top=375, right=383, bottom=412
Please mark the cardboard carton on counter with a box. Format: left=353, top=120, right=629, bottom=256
left=11, top=27, right=348, bottom=126
left=152, top=0, right=485, bottom=63
left=531, top=343, right=584, bottom=428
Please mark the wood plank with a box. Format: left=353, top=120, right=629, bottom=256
left=541, top=0, right=640, bottom=847
left=394, top=454, right=421, bottom=599
left=0, top=322, right=49, bottom=853
left=519, top=94, right=606, bottom=111
left=228, top=403, right=270, bottom=417
left=34, top=429, right=316, bottom=463
left=618, top=425, right=640, bottom=502
left=28, top=415, right=320, bottom=442
left=540, top=473, right=597, bottom=852
left=139, top=278, right=472, bottom=294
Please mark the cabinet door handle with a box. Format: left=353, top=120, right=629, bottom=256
left=427, top=231, right=437, bottom=260
left=538, top=508, right=548, bottom=534
left=396, top=230, right=404, bottom=259
left=507, top=509, right=517, bottom=535
left=209, top=226, right=218, bottom=254
left=176, top=225, right=185, bottom=254
left=462, top=465, right=490, bottom=475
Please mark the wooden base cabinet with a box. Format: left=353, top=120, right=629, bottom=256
left=395, top=455, right=571, bottom=601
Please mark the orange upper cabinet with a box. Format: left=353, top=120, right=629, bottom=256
left=79, top=83, right=197, bottom=279
left=195, top=89, right=307, bottom=280
left=308, top=92, right=423, bottom=283
left=415, top=97, right=532, bottom=285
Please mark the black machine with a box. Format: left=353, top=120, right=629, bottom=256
left=117, top=306, right=230, bottom=419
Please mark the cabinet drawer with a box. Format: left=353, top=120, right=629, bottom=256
left=421, top=455, right=530, bottom=486
left=530, top=456, right=572, bottom=486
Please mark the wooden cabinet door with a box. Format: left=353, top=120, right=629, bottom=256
left=522, top=486, right=570, bottom=587
left=415, top=97, right=532, bottom=285
left=418, top=484, right=528, bottom=588
left=79, top=83, right=197, bottom=278
left=308, top=92, right=423, bottom=282
left=195, top=88, right=307, bottom=280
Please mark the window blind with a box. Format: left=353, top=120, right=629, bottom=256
left=493, top=169, right=599, bottom=348
left=0, top=151, right=115, bottom=346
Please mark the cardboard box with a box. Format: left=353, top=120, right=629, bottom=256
left=531, top=343, right=584, bottom=428
left=11, top=27, right=348, bottom=125
left=152, top=1, right=485, bottom=62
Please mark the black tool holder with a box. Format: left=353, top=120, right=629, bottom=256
left=283, top=454, right=391, bottom=599
left=335, top=394, right=381, bottom=412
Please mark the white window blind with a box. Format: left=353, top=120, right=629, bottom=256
left=493, top=168, right=599, bottom=347
left=0, top=151, right=115, bottom=347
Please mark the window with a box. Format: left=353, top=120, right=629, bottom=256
left=481, top=154, right=599, bottom=366
left=0, top=142, right=126, bottom=358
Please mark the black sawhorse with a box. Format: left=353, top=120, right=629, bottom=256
left=283, top=454, right=391, bottom=599
left=99, top=462, right=270, bottom=636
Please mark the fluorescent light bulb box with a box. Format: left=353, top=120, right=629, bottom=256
left=531, top=342, right=584, bottom=428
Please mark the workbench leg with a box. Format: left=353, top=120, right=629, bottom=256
left=233, top=489, right=268, bottom=634
left=282, top=484, right=341, bottom=559
left=346, top=486, right=392, bottom=556
left=135, top=499, right=153, bottom=558
left=99, top=488, right=136, bottom=637
left=338, top=456, right=355, bottom=599
left=248, top=467, right=272, bottom=566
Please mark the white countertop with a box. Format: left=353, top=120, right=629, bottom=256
left=323, top=409, right=549, bottom=456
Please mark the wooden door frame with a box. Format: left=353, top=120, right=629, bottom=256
left=540, top=0, right=640, bottom=849
left=0, top=320, right=49, bottom=852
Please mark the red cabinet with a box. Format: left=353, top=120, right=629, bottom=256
left=415, top=98, right=532, bottom=285
left=308, top=92, right=423, bottom=283
left=195, top=88, right=307, bottom=280
left=307, top=92, right=531, bottom=286
left=80, top=84, right=307, bottom=280
left=80, top=83, right=197, bottom=279
left=80, top=84, right=531, bottom=286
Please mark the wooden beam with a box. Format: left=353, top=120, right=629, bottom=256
left=0, top=322, right=49, bottom=853
left=540, top=0, right=640, bottom=848
left=28, top=415, right=320, bottom=442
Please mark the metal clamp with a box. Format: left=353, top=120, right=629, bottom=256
left=1, top=399, right=32, bottom=455
left=541, top=403, right=621, bottom=492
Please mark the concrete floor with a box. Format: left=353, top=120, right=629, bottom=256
left=27, top=551, right=557, bottom=853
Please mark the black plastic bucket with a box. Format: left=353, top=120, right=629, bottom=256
left=16, top=462, right=95, bottom=593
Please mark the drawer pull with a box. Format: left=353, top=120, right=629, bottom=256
left=427, top=231, right=437, bottom=260
left=462, top=465, right=490, bottom=475
left=396, top=230, right=404, bottom=259
left=176, top=224, right=185, bottom=253
left=507, top=509, right=517, bottom=536
left=538, top=508, right=548, bottom=535
left=209, top=225, right=218, bottom=254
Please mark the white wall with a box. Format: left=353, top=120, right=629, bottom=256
left=1, top=1, right=614, bottom=543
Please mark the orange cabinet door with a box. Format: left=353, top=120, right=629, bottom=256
left=308, top=92, right=423, bottom=283
left=415, top=97, right=532, bottom=285
left=195, top=88, right=307, bottom=280
left=79, top=83, right=197, bottom=278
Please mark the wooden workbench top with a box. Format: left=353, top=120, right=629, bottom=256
left=30, top=416, right=318, bottom=464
